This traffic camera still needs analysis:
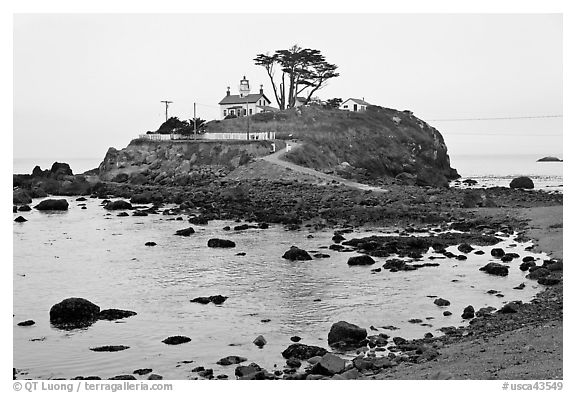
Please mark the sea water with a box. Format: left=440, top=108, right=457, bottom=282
left=14, top=196, right=552, bottom=379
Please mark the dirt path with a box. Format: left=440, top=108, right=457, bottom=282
left=260, top=142, right=388, bottom=193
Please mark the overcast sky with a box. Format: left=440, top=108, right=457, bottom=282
left=13, top=13, right=562, bottom=162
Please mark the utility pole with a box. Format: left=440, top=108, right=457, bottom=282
left=193, top=102, right=197, bottom=140
left=246, top=100, right=250, bottom=140
left=160, top=100, right=173, bottom=122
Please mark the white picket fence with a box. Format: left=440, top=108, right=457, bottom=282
left=139, top=131, right=276, bottom=141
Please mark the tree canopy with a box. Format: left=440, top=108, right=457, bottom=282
left=254, top=45, right=339, bottom=110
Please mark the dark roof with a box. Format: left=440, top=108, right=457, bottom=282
left=341, top=98, right=371, bottom=106
left=219, top=93, right=271, bottom=105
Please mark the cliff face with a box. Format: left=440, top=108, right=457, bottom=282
left=98, top=139, right=275, bottom=186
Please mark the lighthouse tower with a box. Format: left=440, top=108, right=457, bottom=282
left=238, top=76, right=251, bottom=97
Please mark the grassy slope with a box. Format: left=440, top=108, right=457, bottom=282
left=205, top=106, right=459, bottom=186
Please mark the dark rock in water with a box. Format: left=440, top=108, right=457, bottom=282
left=117, top=212, right=129, bottom=217
left=527, top=268, right=550, bottom=280
left=408, top=318, right=423, bottom=324
left=461, top=305, right=475, bottom=319
left=457, top=243, right=474, bottom=253
left=109, top=375, right=137, bottom=380
left=499, top=303, right=519, bottom=314
left=133, top=368, right=153, bottom=375
left=475, top=306, right=496, bottom=317
left=76, top=197, right=87, bottom=202
left=513, top=283, right=526, bottom=290
left=104, top=200, right=132, bottom=210
left=501, top=254, right=513, bottom=262
left=147, top=374, right=163, bottom=380
left=236, top=252, right=246, bottom=256
left=311, top=353, right=347, bottom=376
left=191, top=295, right=228, bottom=305
left=522, top=256, right=535, bottom=263
left=17, top=320, right=35, bottom=326
left=490, top=248, right=505, bottom=258
left=133, top=210, right=148, bottom=217
left=537, top=156, right=562, bottom=162
left=145, top=242, right=156, bottom=247
left=162, top=336, right=191, bottom=345
left=98, top=309, right=137, bottom=321
left=235, top=363, right=263, bottom=379
left=191, top=297, right=211, bottom=304
left=35, top=199, right=69, bottom=211
left=347, top=255, right=376, bottom=266
left=281, top=343, right=328, bottom=360
left=198, top=369, right=214, bottom=379
left=520, top=260, right=536, bottom=271
left=253, top=335, right=267, bottom=347
left=282, top=246, right=312, bottom=261
left=18, top=205, right=32, bottom=212
left=510, top=176, right=534, bottom=189
left=328, top=321, right=367, bottom=347
left=537, top=277, right=561, bottom=286
left=13, top=189, right=32, bottom=205
left=314, top=253, right=331, bottom=258
left=90, top=345, right=130, bottom=352
left=480, top=262, right=509, bottom=276
left=474, top=250, right=485, bottom=255
left=286, top=358, right=302, bottom=368
left=434, top=298, right=450, bottom=306
left=217, top=356, right=247, bottom=366
left=462, top=178, right=478, bottom=185
left=392, top=336, right=407, bottom=345
left=14, top=216, right=27, bottom=223
left=332, top=234, right=346, bottom=243
left=50, top=297, right=100, bottom=326
left=456, top=255, right=467, bottom=261
left=223, top=226, right=231, bottom=231
left=443, top=311, right=452, bottom=316
left=290, top=336, right=302, bottom=342
left=175, top=227, right=195, bottom=236
left=207, top=238, right=236, bottom=248
left=191, top=366, right=205, bottom=372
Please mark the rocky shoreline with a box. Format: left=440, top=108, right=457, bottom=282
left=13, top=163, right=563, bottom=380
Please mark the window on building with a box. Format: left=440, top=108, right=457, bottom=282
left=223, top=110, right=227, bottom=116
left=230, top=109, right=235, bottom=115
left=243, top=109, right=247, bottom=116
left=343, top=105, right=348, bottom=108
left=353, top=104, right=358, bottom=111
left=249, top=109, right=253, bottom=115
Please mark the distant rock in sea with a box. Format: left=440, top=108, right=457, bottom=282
left=537, top=156, right=563, bottom=162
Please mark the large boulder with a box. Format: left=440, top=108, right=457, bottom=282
left=311, top=353, right=347, bottom=376
left=347, top=255, right=376, bottom=266
left=49, top=297, right=100, bottom=326
left=207, top=238, right=236, bottom=248
left=461, top=305, right=475, bottom=319
left=50, top=162, right=73, bottom=178
left=510, top=177, right=534, bottom=189
left=282, top=246, right=312, bottom=261
left=479, top=262, right=509, bottom=276
left=104, top=200, right=133, bottom=210
left=328, top=321, right=367, bottom=347
left=35, top=199, right=69, bottom=211
left=281, top=343, right=328, bottom=360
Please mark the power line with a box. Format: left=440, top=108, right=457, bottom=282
left=428, top=115, right=562, bottom=122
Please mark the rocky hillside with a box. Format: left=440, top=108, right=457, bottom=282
left=98, top=139, right=277, bottom=186
left=207, top=106, right=459, bottom=187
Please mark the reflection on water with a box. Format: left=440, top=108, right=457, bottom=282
left=14, top=197, right=548, bottom=379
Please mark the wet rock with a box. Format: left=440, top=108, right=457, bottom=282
left=35, top=199, right=69, bottom=211
left=290, top=336, right=302, bottom=342
left=282, top=246, right=312, bottom=261
left=133, top=211, right=148, bottom=217
left=217, top=356, right=247, bottom=366
left=216, top=374, right=228, bottom=379
left=520, top=260, right=537, bottom=271
left=499, top=303, right=519, bottom=314
left=109, top=375, right=136, bottom=380
left=286, top=358, right=301, bottom=368
left=14, top=216, right=27, bottom=223
left=510, top=176, right=534, bottom=189
left=253, top=335, right=267, bottom=347
left=347, top=255, right=376, bottom=266
left=474, top=250, right=485, bottom=255
left=443, top=311, right=452, bottom=316
left=522, top=256, right=535, bottom=263
left=17, top=320, right=35, bottom=326
left=50, top=297, right=100, bottom=326
left=191, top=295, right=228, bottom=305
left=191, top=366, right=205, bottom=372
left=175, top=227, right=195, bottom=236
left=456, top=255, right=467, bottom=260
left=104, top=200, right=132, bottom=210
left=198, top=369, right=213, bottom=379
left=98, top=309, right=137, bottom=321
left=76, top=197, right=87, bottom=202
left=479, top=262, right=509, bottom=276
left=147, top=374, right=163, bottom=380
left=90, top=345, right=130, bottom=352
left=434, top=298, right=450, bottom=306
left=328, top=321, right=367, bottom=347
left=190, top=297, right=210, bottom=304
left=207, top=238, right=236, bottom=248
left=537, top=277, right=561, bottom=286
left=281, top=343, right=328, bottom=360
left=311, top=353, right=346, bottom=375
left=513, top=283, right=526, bottom=290
left=461, top=305, right=475, bottom=319
left=332, top=234, right=346, bottom=243
left=145, top=242, right=157, bottom=247
left=18, top=205, right=32, bottom=212
left=408, top=319, right=423, bottom=324
left=314, top=253, right=331, bottom=258
left=457, top=244, right=474, bottom=253
left=235, top=363, right=263, bottom=380
left=162, top=336, right=191, bottom=345
left=133, top=368, right=152, bottom=375
left=117, top=212, right=129, bottom=217
left=189, top=215, right=209, bottom=225
left=527, top=268, right=550, bottom=280
left=490, top=248, right=505, bottom=258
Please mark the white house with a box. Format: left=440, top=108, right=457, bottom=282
left=339, top=98, right=371, bottom=112
left=219, top=76, right=275, bottom=119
